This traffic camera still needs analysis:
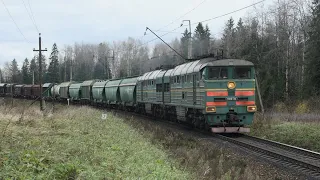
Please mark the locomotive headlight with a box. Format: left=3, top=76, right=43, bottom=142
left=206, top=106, right=216, bottom=112
left=247, top=106, right=257, bottom=112
left=227, top=81, right=236, bottom=89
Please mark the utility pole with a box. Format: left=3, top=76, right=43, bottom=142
left=181, top=20, right=192, bottom=60
left=33, top=33, right=47, bottom=111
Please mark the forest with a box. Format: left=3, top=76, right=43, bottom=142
left=1, top=0, right=319, bottom=109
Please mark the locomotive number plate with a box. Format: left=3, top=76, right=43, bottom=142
left=226, top=97, right=238, bottom=101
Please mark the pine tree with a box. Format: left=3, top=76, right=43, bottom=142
left=221, top=17, right=235, bottom=58
left=193, top=23, right=211, bottom=57
left=30, top=57, right=37, bottom=84
left=47, top=43, right=60, bottom=83
left=180, top=28, right=189, bottom=58
left=10, top=59, right=20, bottom=83
left=21, top=58, right=31, bottom=84
left=36, top=55, right=47, bottom=83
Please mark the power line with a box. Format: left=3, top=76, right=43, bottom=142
left=22, top=0, right=39, bottom=33
left=142, top=0, right=267, bottom=47
left=194, top=0, right=266, bottom=24
left=156, top=0, right=207, bottom=31
left=27, top=0, right=39, bottom=32
left=1, top=0, right=30, bottom=43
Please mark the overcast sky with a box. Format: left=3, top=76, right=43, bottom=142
left=0, top=0, right=274, bottom=68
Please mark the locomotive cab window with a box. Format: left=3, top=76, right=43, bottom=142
left=234, top=67, right=252, bottom=79
left=207, top=67, right=228, bottom=79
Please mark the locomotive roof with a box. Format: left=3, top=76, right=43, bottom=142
left=138, top=70, right=162, bottom=81
left=137, top=58, right=253, bottom=80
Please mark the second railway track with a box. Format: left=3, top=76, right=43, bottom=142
left=216, top=134, right=320, bottom=179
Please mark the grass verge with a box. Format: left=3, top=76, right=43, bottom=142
left=250, top=112, right=320, bottom=152
left=0, top=100, right=191, bottom=179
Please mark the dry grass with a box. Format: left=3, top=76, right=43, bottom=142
left=123, top=115, right=291, bottom=180
left=0, top=99, right=192, bottom=179
left=251, top=112, right=320, bottom=152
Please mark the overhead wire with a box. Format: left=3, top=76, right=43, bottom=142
left=143, top=0, right=206, bottom=38
left=141, top=0, right=267, bottom=47
left=155, top=0, right=207, bottom=32
left=193, top=0, right=266, bottom=25
left=27, top=0, right=39, bottom=32
left=22, top=0, right=39, bottom=33
left=1, top=0, right=30, bottom=43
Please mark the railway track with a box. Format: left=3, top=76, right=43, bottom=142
left=110, top=107, right=320, bottom=178
left=216, top=134, right=320, bottom=179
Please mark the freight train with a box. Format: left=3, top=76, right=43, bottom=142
left=0, top=57, right=257, bottom=133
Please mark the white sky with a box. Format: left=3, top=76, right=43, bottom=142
left=0, top=0, right=274, bottom=68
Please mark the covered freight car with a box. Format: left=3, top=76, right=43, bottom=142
left=23, top=85, right=33, bottom=98
left=119, top=77, right=138, bottom=109
left=69, top=83, right=82, bottom=102
left=14, top=85, right=25, bottom=97
left=51, top=84, right=60, bottom=99
left=59, top=82, right=73, bottom=99
left=80, top=80, right=97, bottom=103
left=43, top=83, right=54, bottom=99
left=5, top=84, right=16, bottom=96
left=0, top=83, right=7, bottom=96
left=31, top=85, right=41, bottom=98
left=105, top=79, right=122, bottom=106
left=92, top=80, right=108, bottom=106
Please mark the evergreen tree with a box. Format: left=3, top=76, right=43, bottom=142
left=306, top=0, right=320, bottom=95
left=21, top=58, right=31, bottom=84
left=30, top=57, right=37, bottom=84
left=180, top=28, right=189, bottom=58
left=221, top=17, right=235, bottom=58
left=193, top=22, right=211, bottom=57
left=47, top=43, right=60, bottom=83
left=36, top=55, right=47, bottom=83
left=10, top=59, right=20, bottom=83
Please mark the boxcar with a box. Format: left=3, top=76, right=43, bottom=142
left=69, top=83, right=81, bottom=101
left=0, top=83, right=7, bottom=96
left=24, top=85, right=33, bottom=98
left=105, top=79, right=122, bottom=105
left=31, top=85, right=41, bottom=98
left=14, top=85, right=25, bottom=97
left=5, top=84, right=15, bottom=96
left=80, top=80, right=97, bottom=103
left=59, top=82, right=73, bottom=99
left=119, top=77, right=138, bottom=108
left=92, top=80, right=108, bottom=105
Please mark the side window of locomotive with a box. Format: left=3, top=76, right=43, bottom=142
left=234, top=67, right=251, bottom=79
left=208, top=67, right=228, bottom=79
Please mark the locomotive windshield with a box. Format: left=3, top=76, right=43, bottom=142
left=207, top=67, right=228, bottom=79
left=233, top=67, right=252, bottom=79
